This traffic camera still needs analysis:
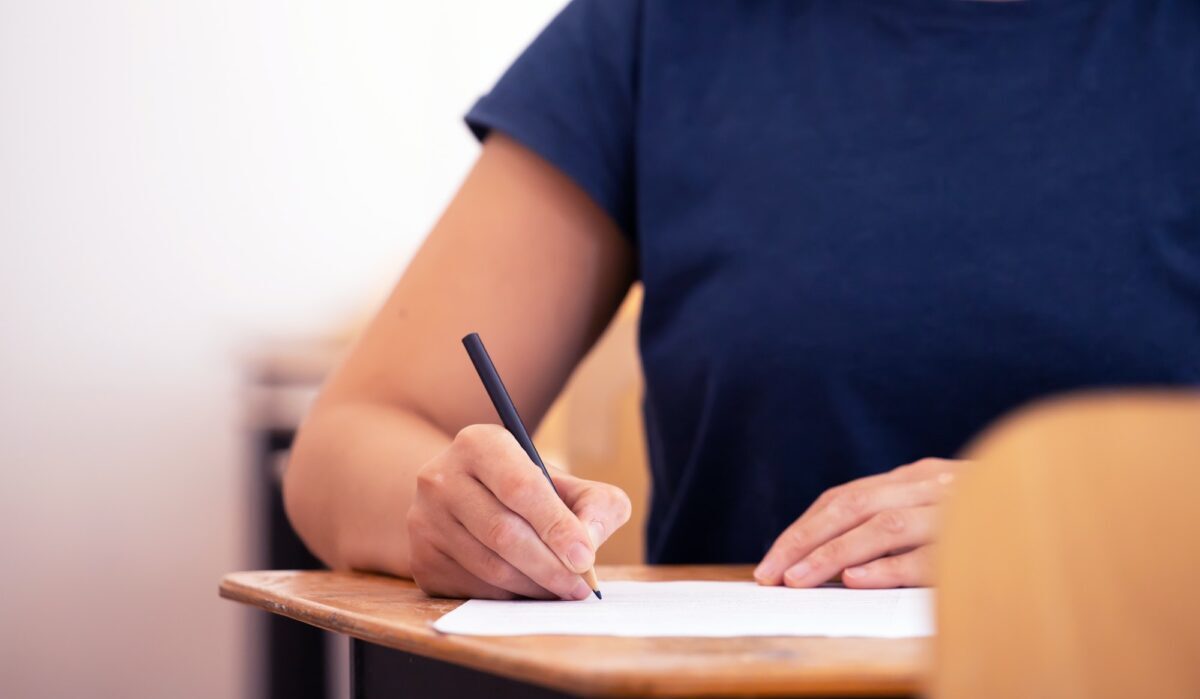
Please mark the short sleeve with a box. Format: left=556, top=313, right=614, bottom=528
left=465, top=0, right=640, bottom=240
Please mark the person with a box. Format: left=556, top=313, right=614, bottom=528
left=284, top=0, right=1200, bottom=601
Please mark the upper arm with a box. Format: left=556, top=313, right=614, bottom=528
left=316, top=133, right=635, bottom=433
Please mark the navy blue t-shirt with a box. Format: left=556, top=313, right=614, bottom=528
left=465, top=0, right=1200, bottom=564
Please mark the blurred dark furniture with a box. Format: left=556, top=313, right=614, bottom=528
left=245, top=340, right=345, bottom=699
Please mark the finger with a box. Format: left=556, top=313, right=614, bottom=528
left=449, top=475, right=592, bottom=600
left=802, top=473, right=892, bottom=516
left=753, top=474, right=894, bottom=577
left=554, top=472, right=633, bottom=549
left=893, top=457, right=960, bottom=483
left=410, top=543, right=517, bottom=600
left=471, top=437, right=597, bottom=575
left=801, top=460, right=954, bottom=520
left=842, top=545, right=935, bottom=589
left=755, top=479, right=944, bottom=585
left=800, top=459, right=956, bottom=522
left=408, top=504, right=543, bottom=598
left=426, top=509, right=553, bottom=599
left=782, top=506, right=936, bottom=588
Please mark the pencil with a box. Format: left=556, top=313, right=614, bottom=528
left=461, top=332, right=602, bottom=600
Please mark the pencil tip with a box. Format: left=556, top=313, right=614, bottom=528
left=593, top=589, right=602, bottom=600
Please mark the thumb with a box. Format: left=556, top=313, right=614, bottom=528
left=555, top=473, right=632, bottom=550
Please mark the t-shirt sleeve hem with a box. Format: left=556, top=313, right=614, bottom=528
left=464, top=99, right=635, bottom=242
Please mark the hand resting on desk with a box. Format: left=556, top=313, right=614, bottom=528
left=755, top=458, right=962, bottom=589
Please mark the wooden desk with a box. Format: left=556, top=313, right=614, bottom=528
left=221, top=565, right=926, bottom=698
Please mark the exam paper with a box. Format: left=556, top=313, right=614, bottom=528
left=433, top=581, right=934, bottom=638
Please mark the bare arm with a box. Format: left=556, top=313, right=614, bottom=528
left=284, top=134, right=634, bottom=596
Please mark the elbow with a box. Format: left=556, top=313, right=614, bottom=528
left=282, top=416, right=343, bottom=570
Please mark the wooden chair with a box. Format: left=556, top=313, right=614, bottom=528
left=933, top=391, right=1200, bottom=699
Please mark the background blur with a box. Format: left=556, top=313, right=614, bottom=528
left=0, top=1, right=600, bottom=697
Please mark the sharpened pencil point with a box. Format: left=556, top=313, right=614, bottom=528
left=593, top=589, right=602, bottom=600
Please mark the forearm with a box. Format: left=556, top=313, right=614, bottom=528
left=280, top=134, right=632, bottom=588
left=283, top=400, right=452, bottom=577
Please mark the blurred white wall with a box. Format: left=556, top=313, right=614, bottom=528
left=0, top=1, right=566, bottom=696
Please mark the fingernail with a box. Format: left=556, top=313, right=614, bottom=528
left=783, top=560, right=812, bottom=585
left=587, top=521, right=605, bottom=547
left=569, top=579, right=591, bottom=600
left=844, top=566, right=867, bottom=579
left=753, top=560, right=779, bottom=582
left=567, top=541, right=593, bottom=573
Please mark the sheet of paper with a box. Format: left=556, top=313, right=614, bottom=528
left=433, top=581, right=934, bottom=638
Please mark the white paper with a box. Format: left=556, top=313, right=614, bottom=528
left=433, top=581, right=934, bottom=638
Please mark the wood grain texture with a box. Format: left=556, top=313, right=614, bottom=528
left=935, top=391, right=1200, bottom=699
left=220, top=565, right=927, bottom=697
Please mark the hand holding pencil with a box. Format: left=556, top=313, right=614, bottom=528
left=404, top=333, right=631, bottom=601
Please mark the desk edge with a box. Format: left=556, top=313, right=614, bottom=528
left=219, top=572, right=921, bottom=698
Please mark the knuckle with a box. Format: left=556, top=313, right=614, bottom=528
left=876, top=509, right=907, bottom=534
left=455, top=422, right=493, bottom=443
left=811, top=540, right=842, bottom=567
left=831, top=489, right=869, bottom=517
left=415, top=465, right=448, bottom=494
left=910, top=457, right=943, bottom=471
left=783, top=525, right=809, bottom=550
left=487, top=514, right=522, bottom=551
left=541, top=514, right=579, bottom=548
left=814, top=487, right=840, bottom=508
left=452, top=425, right=482, bottom=453
left=495, top=467, right=530, bottom=500
left=454, top=423, right=507, bottom=456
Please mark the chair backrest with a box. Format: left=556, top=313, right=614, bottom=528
left=933, top=391, right=1200, bottom=699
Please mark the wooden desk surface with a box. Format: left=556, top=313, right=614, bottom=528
left=221, top=565, right=927, bottom=698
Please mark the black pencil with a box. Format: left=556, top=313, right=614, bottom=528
left=461, top=332, right=602, bottom=600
